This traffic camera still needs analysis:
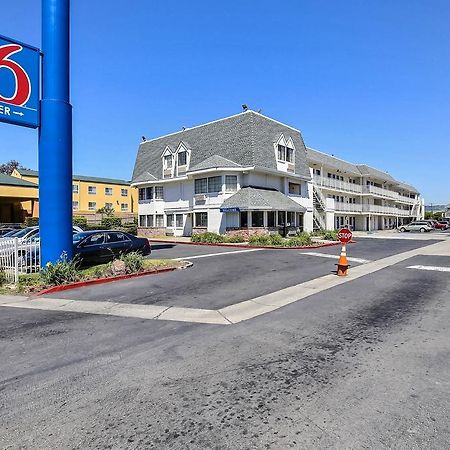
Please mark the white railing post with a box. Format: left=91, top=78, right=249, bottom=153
left=14, top=237, right=19, bottom=285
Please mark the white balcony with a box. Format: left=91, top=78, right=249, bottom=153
left=313, top=175, right=362, bottom=194
left=362, top=185, right=399, bottom=200
left=333, top=203, right=412, bottom=216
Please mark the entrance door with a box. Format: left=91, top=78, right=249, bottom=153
left=184, top=213, right=192, bottom=236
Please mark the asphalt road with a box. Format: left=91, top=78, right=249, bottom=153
left=1, top=249, right=449, bottom=449
left=42, top=238, right=441, bottom=309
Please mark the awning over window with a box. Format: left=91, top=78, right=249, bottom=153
left=220, top=186, right=306, bottom=212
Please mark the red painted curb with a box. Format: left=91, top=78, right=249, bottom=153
left=35, top=266, right=178, bottom=297
left=150, top=239, right=344, bottom=250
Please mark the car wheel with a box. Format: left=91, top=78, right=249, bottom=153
left=420, top=228, right=426, bottom=233
left=399, top=227, right=406, bottom=232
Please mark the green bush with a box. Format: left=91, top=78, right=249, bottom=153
left=191, top=232, right=225, bottom=243
left=248, top=234, right=273, bottom=246
left=0, top=271, right=6, bottom=286
left=101, top=216, right=122, bottom=229
left=120, top=223, right=137, bottom=236
left=120, top=252, right=145, bottom=273
left=321, top=230, right=338, bottom=241
left=287, top=232, right=312, bottom=247
left=268, top=233, right=285, bottom=246
left=18, top=273, right=43, bottom=292
left=224, top=234, right=246, bottom=243
left=73, top=216, right=88, bottom=228
left=40, top=252, right=81, bottom=286
left=24, top=217, right=39, bottom=227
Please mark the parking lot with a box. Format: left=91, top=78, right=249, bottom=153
left=41, top=237, right=442, bottom=310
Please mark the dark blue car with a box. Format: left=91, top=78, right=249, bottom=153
left=73, top=231, right=151, bottom=265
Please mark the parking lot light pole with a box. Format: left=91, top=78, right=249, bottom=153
left=39, top=0, right=73, bottom=266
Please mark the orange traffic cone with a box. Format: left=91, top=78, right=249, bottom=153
left=336, top=244, right=349, bottom=276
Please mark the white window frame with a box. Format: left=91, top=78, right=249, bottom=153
left=105, top=202, right=113, bottom=210
left=88, top=185, right=96, bottom=195
left=121, top=188, right=128, bottom=197
left=105, top=187, right=113, bottom=196
left=72, top=184, right=79, bottom=194
left=88, top=201, right=97, bottom=211
left=225, top=175, right=238, bottom=193
left=72, top=201, right=79, bottom=210
left=120, top=203, right=128, bottom=212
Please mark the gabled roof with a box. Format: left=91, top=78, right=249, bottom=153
left=16, top=168, right=39, bottom=177
left=189, top=155, right=242, bottom=172
left=356, top=164, right=397, bottom=183
left=221, top=186, right=306, bottom=212
left=132, top=110, right=311, bottom=183
left=0, top=173, right=38, bottom=188
left=16, top=168, right=130, bottom=186
left=306, top=147, right=361, bottom=176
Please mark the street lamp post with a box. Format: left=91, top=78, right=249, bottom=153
left=39, top=0, right=73, bottom=265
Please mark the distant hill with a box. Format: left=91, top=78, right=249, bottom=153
left=425, top=204, right=447, bottom=212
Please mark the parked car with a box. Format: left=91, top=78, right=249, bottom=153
left=398, top=221, right=434, bottom=233
left=0, top=225, right=84, bottom=242
left=0, top=228, right=15, bottom=237
left=73, top=230, right=151, bottom=265
left=437, top=221, right=449, bottom=230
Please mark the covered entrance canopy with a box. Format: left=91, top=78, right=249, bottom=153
left=221, top=186, right=306, bottom=233
left=0, top=173, right=39, bottom=224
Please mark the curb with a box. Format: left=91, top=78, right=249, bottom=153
left=150, top=239, right=344, bottom=250
left=35, top=266, right=180, bottom=297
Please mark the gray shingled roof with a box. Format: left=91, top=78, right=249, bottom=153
left=221, top=187, right=306, bottom=212
left=356, top=164, right=397, bottom=183
left=189, top=155, right=242, bottom=172
left=396, top=181, right=419, bottom=194
left=0, top=173, right=38, bottom=188
left=132, top=111, right=311, bottom=183
left=306, top=148, right=361, bottom=176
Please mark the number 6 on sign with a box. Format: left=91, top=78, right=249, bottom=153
left=0, top=34, right=40, bottom=128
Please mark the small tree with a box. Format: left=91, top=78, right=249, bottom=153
left=0, top=160, right=28, bottom=175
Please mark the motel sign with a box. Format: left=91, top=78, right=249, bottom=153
left=0, top=34, right=40, bottom=128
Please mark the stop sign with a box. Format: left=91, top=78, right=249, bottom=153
left=337, top=228, right=352, bottom=244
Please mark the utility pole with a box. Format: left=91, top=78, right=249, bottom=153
left=39, top=0, right=73, bottom=265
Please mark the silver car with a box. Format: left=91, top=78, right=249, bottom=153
left=398, top=221, right=434, bottom=233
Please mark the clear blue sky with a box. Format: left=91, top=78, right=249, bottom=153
left=1, top=0, right=449, bottom=204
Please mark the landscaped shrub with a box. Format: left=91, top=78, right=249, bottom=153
left=73, top=216, right=88, bottom=228
left=101, top=216, right=122, bottom=229
left=287, top=232, right=313, bottom=247
left=0, top=271, right=6, bottom=286
left=18, top=273, right=43, bottom=292
left=321, top=230, right=338, bottom=241
left=120, top=223, right=138, bottom=236
left=248, top=234, right=272, bottom=246
left=24, top=217, right=39, bottom=227
left=191, top=232, right=225, bottom=243
left=224, top=235, right=246, bottom=243
left=40, top=252, right=81, bottom=286
left=120, top=251, right=145, bottom=273
left=268, top=233, right=285, bottom=246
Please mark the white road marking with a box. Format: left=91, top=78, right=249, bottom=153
left=407, top=265, right=450, bottom=272
left=302, top=252, right=371, bottom=264
left=173, top=248, right=263, bottom=261
left=1, top=239, right=448, bottom=325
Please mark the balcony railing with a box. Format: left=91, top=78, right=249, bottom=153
left=313, top=175, right=362, bottom=194
left=334, top=203, right=412, bottom=216
left=362, top=185, right=400, bottom=200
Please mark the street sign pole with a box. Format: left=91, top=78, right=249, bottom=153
left=39, top=0, right=73, bottom=265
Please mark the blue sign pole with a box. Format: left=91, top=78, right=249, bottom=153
left=39, top=0, right=73, bottom=265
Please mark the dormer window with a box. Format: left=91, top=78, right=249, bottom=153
left=164, top=154, right=173, bottom=169
left=277, top=145, right=286, bottom=161
left=286, top=147, right=294, bottom=163
left=178, top=151, right=187, bottom=166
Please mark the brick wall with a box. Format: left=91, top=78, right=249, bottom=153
left=225, top=227, right=279, bottom=238
left=137, top=227, right=166, bottom=237
left=192, top=227, right=208, bottom=235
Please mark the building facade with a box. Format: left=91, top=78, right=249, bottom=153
left=132, top=111, right=423, bottom=236
left=11, top=169, right=137, bottom=218
left=307, top=148, right=424, bottom=231
left=133, top=111, right=313, bottom=237
left=0, top=173, right=39, bottom=223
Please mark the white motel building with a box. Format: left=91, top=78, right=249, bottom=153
left=132, top=110, right=424, bottom=237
